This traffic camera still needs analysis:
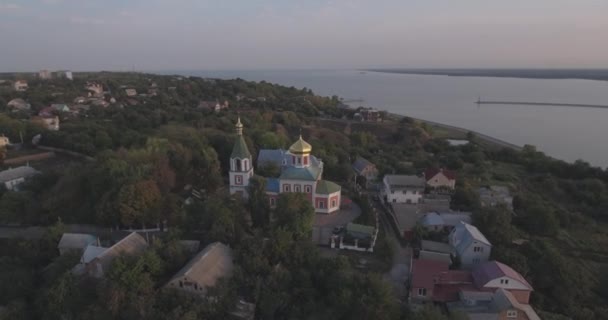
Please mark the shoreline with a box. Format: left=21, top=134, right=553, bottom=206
left=385, top=112, right=523, bottom=151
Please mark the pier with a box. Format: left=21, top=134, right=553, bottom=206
left=476, top=100, right=608, bottom=110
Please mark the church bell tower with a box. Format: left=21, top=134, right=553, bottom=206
left=229, top=117, right=253, bottom=198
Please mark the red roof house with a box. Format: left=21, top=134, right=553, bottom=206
left=472, top=261, right=533, bottom=304
left=424, top=168, right=456, bottom=190
left=410, top=259, right=474, bottom=303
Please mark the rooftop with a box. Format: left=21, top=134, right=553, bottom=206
left=58, top=233, right=97, bottom=250
left=424, top=168, right=456, bottom=181
left=472, top=261, right=532, bottom=290
left=316, top=180, right=341, bottom=195
left=352, top=156, right=374, bottom=173
left=289, top=135, right=312, bottom=154
left=0, top=166, right=39, bottom=183
left=384, top=174, right=426, bottom=190
left=170, top=242, right=234, bottom=289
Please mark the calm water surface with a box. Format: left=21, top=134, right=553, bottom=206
left=169, top=70, right=608, bottom=167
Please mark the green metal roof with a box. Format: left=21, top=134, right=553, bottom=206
left=231, top=135, right=251, bottom=159
left=315, top=180, right=341, bottom=194
left=346, top=223, right=375, bottom=237
left=279, top=166, right=322, bottom=181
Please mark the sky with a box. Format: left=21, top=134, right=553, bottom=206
left=0, top=0, right=607, bottom=71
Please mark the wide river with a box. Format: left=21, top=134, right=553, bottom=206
left=170, top=69, right=608, bottom=168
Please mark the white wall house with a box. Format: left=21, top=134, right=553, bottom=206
left=382, top=175, right=426, bottom=204
left=449, top=222, right=492, bottom=269
left=0, top=166, right=39, bottom=191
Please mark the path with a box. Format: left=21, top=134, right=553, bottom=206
left=369, top=193, right=411, bottom=301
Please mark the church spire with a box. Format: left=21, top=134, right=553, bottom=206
left=235, top=116, right=243, bottom=135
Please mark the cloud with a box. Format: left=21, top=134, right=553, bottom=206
left=69, top=16, right=106, bottom=25
left=0, top=3, right=20, bottom=10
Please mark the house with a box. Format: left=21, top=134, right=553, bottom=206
left=391, top=203, right=422, bottom=240
left=447, top=288, right=540, bottom=320
left=410, top=259, right=474, bottom=303
left=75, top=232, right=148, bottom=278
left=0, top=135, right=10, bottom=148
left=472, top=261, right=534, bottom=304
left=39, top=69, right=52, bottom=80
left=419, top=211, right=472, bottom=232
left=0, top=166, right=39, bottom=190
left=352, top=157, right=379, bottom=184
left=165, top=242, right=234, bottom=296
left=478, top=186, right=514, bottom=210
left=420, top=240, right=455, bottom=255
left=73, top=96, right=87, bottom=104
left=199, top=100, right=229, bottom=112
left=51, top=104, right=70, bottom=112
left=336, top=223, right=377, bottom=252
left=449, top=222, right=492, bottom=269
left=7, top=98, right=30, bottom=111
left=85, top=82, right=104, bottom=97
left=235, top=119, right=342, bottom=213
left=424, top=168, right=456, bottom=191
left=55, top=70, right=73, bottom=80
left=31, top=115, right=60, bottom=131
left=125, top=88, right=137, bottom=96
left=382, top=175, right=426, bottom=204
left=57, top=233, right=98, bottom=256
left=13, top=80, right=28, bottom=91
left=358, top=108, right=382, bottom=122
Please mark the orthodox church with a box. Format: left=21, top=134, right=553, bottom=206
left=229, top=118, right=342, bottom=214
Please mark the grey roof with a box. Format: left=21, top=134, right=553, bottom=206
left=81, top=245, right=108, bottom=263
left=0, top=166, right=39, bottom=183
left=451, top=222, right=491, bottom=254
left=58, top=233, right=97, bottom=250
left=384, top=175, right=426, bottom=190
left=257, top=149, right=286, bottom=167
left=421, top=211, right=472, bottom=227
left=95, top=232, right=148, bottom=271
left=170, top=242, right=234, bottom=289
left=448, top=289, right=540, bottom=320
left=391, top=203, right=422, bottom=232
left=352, top=157, right=374, bottom=174
left=421, top=240, right=455, bottom=255
left=419, top=250, right=452, bottom=264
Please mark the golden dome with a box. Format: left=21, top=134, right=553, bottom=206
left=289, top=135, right=312, bottom=154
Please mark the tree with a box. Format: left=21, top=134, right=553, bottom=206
left=473, top=205, right=513, bottom=246
left=117, top=179, right=162, bottom=226
left=274, top=193, right=315, bottom=240
left=248, top=176, right=270, bottom=228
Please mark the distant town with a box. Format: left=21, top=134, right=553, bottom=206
left=0, top=70, right=605, bottom=320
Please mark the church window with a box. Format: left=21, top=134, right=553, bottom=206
left=331, top=199, right=337, bottom=207
left=304, top=156, right=309, bottom=165
left=270, top=197, right=276, bottom=206
left=319, top=201, right=325, bottom=209
left=297, top=157, right=302, bottom=165
left=243, top=159, right=248, bottom=170
left=305, top=185, right=312, bottom=193
left=283, top=184, right=291, bottom=192
left=235, top=159, right=242, bottom=171
left=235, top=175, right=243, bottom=185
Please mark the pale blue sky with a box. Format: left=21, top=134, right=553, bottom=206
left=0, top=0, right=607, bottom=71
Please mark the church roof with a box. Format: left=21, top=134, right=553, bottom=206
left=315, top=180, right=341, bottom=194
left=231, top=135, right=251, bottom=159
left=280, top=166, right=321, bottom=181
left=289, top=135, right=312, bottom=154
left=266, top=178, right=280, bottom=193
left=257, top=149, right=286, bottom=167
